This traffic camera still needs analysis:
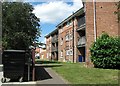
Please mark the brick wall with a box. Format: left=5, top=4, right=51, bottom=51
left=46, top=36, right=52, bottom=60
left=58, top=24, right=73, bottom=62
left=85, top=2, right=119, bottom=65
left=58, top=17, right=80, bottom=63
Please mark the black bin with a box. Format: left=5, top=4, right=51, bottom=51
left=1, top=50, right=33, bottom=83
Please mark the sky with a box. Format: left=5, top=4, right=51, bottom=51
left=29, top=0, right=83, bottom=43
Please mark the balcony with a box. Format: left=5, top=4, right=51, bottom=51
left=77, top=36, right=86, bottom=47
left=52, top=35, right=58, bottom=43
left=77, top=16, right=85, bottom=31
left=51, top=47, right=58, bottom=52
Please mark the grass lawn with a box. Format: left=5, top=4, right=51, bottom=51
left=51, top=62, right=119, bottom=84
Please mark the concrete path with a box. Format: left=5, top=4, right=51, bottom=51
left=36, top=68, right=67, bottom=84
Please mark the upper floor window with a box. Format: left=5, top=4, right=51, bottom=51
left=60, top=37, right=63, bottom=45
left=59, top=26, right=63, bottom=33
left=65, top=34, right=69, bottom=41
left=69, top=33, right=73, bottom=40
left=78, top=16, right=85, bottom=27
left=66, top=20, right=72, bottom=27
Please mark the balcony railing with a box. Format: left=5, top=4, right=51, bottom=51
left=51, top=47, right=58, bottom=52
left=52, top=35, right=58, bottom=43
left=77, top=24, right=86, bottom=31
left=77, top=36, right=86, bottom=47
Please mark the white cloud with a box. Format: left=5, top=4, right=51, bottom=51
left=33, top=0, right=83, bottom=24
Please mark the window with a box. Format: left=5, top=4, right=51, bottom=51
left=65, top=34, right=69, bottom=41
left=60, top=27, right=63, bottom=33
left=66, top=20, right=72, bottom=27
left=60, top=38, right=63, bottom=45
left=78, top=16, right=85, bottom=27
left=66, top=50, right=69, bottom=56
left=66, top=49, right=73, bottom=56
left=60, top=50, right=63, bottom=58
left=69, top=33, right=73, bottom=40
left=66, top=50, right=70, bottom=56
left=69, top=49, right=73, bottom=56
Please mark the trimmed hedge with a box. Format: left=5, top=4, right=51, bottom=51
left=90, top=33, right=120, bottom=69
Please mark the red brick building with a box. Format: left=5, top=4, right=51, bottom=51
left=57, top=8, right=85, bottom=62
left=45, top=2, right=119, bottom=64
left=39, top=46, right=47, bottom=60
left=45, top=29, right=58, bottom=61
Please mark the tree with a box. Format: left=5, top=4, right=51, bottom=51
left=90, top=33, right=120, bottom=69
left=2, top=2, right=41, bottom=50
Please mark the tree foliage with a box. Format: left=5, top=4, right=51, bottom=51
left=2, top=2, right=41, bottom=50
left=90, top=33, right=120, bottom=69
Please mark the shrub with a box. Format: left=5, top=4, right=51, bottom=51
left=90, top=33, right=120, bottom=69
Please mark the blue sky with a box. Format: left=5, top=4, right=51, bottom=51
left=29, top=0, right=83, bottom=43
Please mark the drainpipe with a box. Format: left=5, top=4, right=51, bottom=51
left=93, top=0, right=97, bottom=42
left=72, top=12, right=74, bottom=63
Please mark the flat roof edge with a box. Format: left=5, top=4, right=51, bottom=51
left=56, top=7, right=84, bottom=27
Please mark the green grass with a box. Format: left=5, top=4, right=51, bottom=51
left=52, top=63, right=119, bottom=84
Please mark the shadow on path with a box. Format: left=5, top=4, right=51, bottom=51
left=35, top=66, right=52, bottom=81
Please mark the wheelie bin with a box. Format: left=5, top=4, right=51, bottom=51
left=1, top=50, right=33, bottom=83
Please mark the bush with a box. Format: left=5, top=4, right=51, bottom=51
left=90, top=33, right=120, bottom=69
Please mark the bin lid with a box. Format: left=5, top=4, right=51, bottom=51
left=3, top=50, right=26, bottom=53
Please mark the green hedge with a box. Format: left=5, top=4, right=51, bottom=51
left=90, top=33, right=120, bottom=69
